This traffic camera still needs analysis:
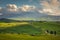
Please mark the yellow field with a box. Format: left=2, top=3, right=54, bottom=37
left=0, top=22, right=29, bottom=28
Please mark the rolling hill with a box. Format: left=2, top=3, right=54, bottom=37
left=0, top=19, right=60, bottom=40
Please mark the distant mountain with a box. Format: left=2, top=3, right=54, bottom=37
left=0, top=18, right=21, bottom=23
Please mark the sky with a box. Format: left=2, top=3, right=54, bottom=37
left=0, top=0, right=60, bottom=21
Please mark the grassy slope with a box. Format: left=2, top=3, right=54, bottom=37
left=0, top=34, right=60, bottom=40
left=31, top=21, right=60, bottom=35
left=0, top=24, right=41, bottom=35
left=0, top=21, right=60, bottom=40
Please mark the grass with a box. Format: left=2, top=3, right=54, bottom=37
left=0, top=34, right=60, bottom=40
left=0, top=21, right=60, bottom=40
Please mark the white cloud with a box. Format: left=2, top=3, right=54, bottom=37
left=19, top=5, right=36, bottom=12
left=40, top=0, right=60, bottom=16
left=42, top=9, right=53, bottom=13
left=6, top=4, right=18, bottom=12
left=0, top=4, right=37, bottom=17
left=6, top=4, right=36, bottom=12
left=38, top=10, right=43, bottom=13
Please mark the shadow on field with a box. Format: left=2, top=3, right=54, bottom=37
left=0, top=24, right=41, bottom=36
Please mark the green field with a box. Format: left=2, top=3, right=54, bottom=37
left=0, top=34, right=60, bottom=40
left=0, top=21, right=60, bottom=40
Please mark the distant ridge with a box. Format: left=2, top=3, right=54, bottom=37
left=0, top=18, right=39, bottom=23
left=0, top=18, right=20, bottom=23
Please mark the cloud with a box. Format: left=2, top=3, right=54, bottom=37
left=39, top=0, right=60, bottom=16
left=0, top=4, right=36, bottom=18
left=6, top=4, right=18, bottom=12
left=38, top=10, right=43, bottom=13
left=19, top=5, right=36, bottom=12
left=0, top=4, right=37, bottom=15
left=0, top=7, right=2, bottom=12
left=6, top=4, right=36, bottom=12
